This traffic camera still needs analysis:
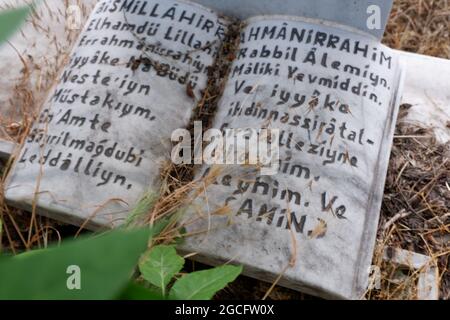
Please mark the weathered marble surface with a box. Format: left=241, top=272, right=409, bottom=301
left=193, top=0, right=393, bottom=39
left=0, top=0, right=391, bottom=140
left=383, top=248, right=439, bottom=300
left=396, top=51, right=450, bottom=144
left=5, top=0, right=228, bottom=229
left=180, top=16, right=404, bottom=300
left=1, top=0, right=414, bottom=301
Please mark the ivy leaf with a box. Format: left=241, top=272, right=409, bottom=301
left=0, top=6, right=31, bottom=45
left=139, top=245, right=184, bottom=296
left=169, top=265, right=242, bottom=300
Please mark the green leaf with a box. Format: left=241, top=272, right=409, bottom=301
left=119, top=282, right=165, bottom=300
left=0, top=228, right=152, bottom=299
left=169, top=265, right=242, bottom=300
left=0, top=6, right=31, bottom=45
left=139, top=245, right=184, bottom=296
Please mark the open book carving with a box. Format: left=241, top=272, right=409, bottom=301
left=4, top=0, right=404, bottom=299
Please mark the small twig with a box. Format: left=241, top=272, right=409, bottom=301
left=383, top=210, right=412, bottom=231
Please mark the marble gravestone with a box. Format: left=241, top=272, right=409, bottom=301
left=178, top=12, right=404, bottom=299
left=5, top=0, right=229, bottom=229
left=4, top=0, right=404, bottom=300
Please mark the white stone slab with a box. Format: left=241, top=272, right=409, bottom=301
left=383, top=248, right=439, bottom=300
left=4, top=0, right=229, bottom=229
left=396, top=50, right=450, bottom=144
left=180, top=15, right=405, bottom=300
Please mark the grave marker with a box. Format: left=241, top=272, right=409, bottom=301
left=179, top=3, right=404, bottom=299
left=3, top=0, right=407, bottom=299
left=4, top=0, right=228, bottom=229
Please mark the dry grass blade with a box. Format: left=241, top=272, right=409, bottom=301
left=383, top=0, right=450, bottom=59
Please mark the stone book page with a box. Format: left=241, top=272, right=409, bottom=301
left=5, top=0, right=229, bottom=229
left=181, top=16, right=404, bottom=299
